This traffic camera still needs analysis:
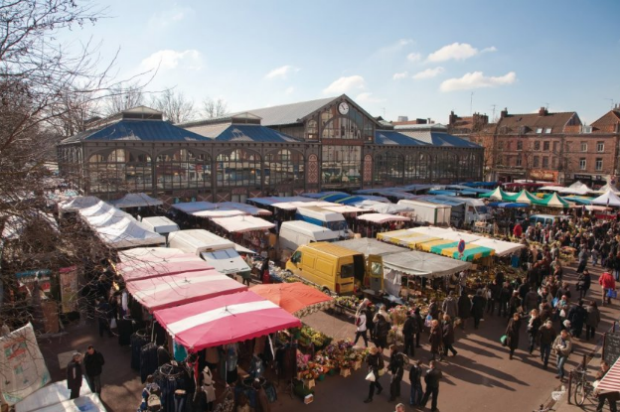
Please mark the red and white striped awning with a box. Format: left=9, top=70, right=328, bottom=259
left=153, top=291, right=301, bottom=351
left=116, top=255, right=211, bottom=282
left=596, top=357, right=620, bottom=394
left=126, top=269, right=247, bottom=312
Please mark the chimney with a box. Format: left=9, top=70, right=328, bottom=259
left=500, top=108, right=508, bottom=118
left=538, top=107, right=548, bottom=116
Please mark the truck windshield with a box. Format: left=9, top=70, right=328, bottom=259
left=327, top=220, right=348, bottom=232
left=340, top=264, right=354, bottom=278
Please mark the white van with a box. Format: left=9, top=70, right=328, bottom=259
left=397, top=199, right=451, bottom=226
left=279, top=221, right=340, bottom=258
left=295, top=207, right=349, bottom=238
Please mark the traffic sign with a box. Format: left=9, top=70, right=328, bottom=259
left=457, top=239, right=466, bottom=254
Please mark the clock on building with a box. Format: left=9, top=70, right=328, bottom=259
left=338, top=102, right=350, bottom=115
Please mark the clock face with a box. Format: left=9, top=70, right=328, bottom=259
left=338, top=102, right=350, bottom=115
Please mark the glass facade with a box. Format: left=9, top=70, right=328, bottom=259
left=374, top=152, right=404, bottom=185
left=321, top=146, right=361, bottom=186
left=156, top=149, right=211, bottom=194
left=87, top=149, right=152, bottom=194
left=264, top=149, right=305, bottom=189
left=216, top=149, right=261, bottom=187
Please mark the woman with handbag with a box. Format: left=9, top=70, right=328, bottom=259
left=505, top=313, right=522, bottom=360
left=576, top=270, right=591, bottom=299
left=363, top=346, right=384, bottom=403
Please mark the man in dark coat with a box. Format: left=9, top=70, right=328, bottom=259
left=441, top=315, right=457, bottom=357
left=411, top=307, right=424, bottom=348
left=568, top=299, right=588, bottom=338
left=67, top=352, right=83, bottom=399
left=421, top=360, right=443, bottom=412
left=388, top=345, right=406, bottom=402
left=505, top=313, right=521, bottom=360
left=471, top=291, right=486, bottom=329
left=84, top=345, right=105, bottom=394
left=457, top=293, right=472, bottom=330
left=402, top=312, right=415, bottom=357
left=409, top=360, right=423, bottom=407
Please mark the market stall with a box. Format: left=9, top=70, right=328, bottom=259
left=116, top=254, right=211, bottom=282
left=59, top=195, right=100, bottom=214
left=126, top=269, right=247, bottom=311
left=211, top=215, right=276, bottom=256
left=153, top=290, right=302, bottom=351
left=355, top=213, right=410, bottom=238
left=592, top=189, right=620, bottom=207
left=140, top=216, right=180, bottom=235
left=14, top=380, right=92, bottom=412
left=251, top=282, right=333, bottom=317
left=110, top=193, right=163, bottom=209
left=95, top=218, right=166, bottom=249
left=469, top=237, right=524, bottom=257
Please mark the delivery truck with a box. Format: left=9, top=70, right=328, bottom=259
left=278, top=221, right=340, bottom=259
left=397, top=199, right=451, bottom=226
left=295, top=206, right=349, bottom=238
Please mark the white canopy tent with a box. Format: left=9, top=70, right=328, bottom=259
left=321, top=205, right=367, bottom=214
left=469, top=237, right=524, bottom=257
left=59, top=196, right=100, bottom=213
left=15, top=379, right=92, bottom=412
left=538, top=185, right=564, bottom=192
left=95, top=218, right=165, bottom=249
left=217, top=202, right=272, bottom=216
left=118, top=247, right=190, bottom=263
left=355, top=200, right=414, bottom=214
left=595, top=183, right=620, bottom=195
left=193, top=209, right=247, bottom=219
left=171, top=201, right=217, bottom=214
left=591, top=189, right=620, bottom=207
left=356, top=213, right=410, bottom=224
left=382, top=250, right=472, bottom=278
left=559, top=181, right=593, bottom=195
left=110, top=193, right=163, bottom=209
left=140, top=216, right=180, bottom=234
left=409, top=226, right=481, bottom=243
left=211, top=215, right=275, bottom=233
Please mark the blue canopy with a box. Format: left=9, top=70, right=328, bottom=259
left=487, top=202, right=530, bottom=208
left=460, top=181, right=498, bottom=188
left=302, top=191, right=346, bottom=199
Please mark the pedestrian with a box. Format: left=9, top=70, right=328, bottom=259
left=509, top=290, right=523, bottom=317
left=402, top=311, right=415, bottom=357
left=253, top=378, right=271, bottom=412
left=394, top=403, right=406, bottom=412
left=527, top=309, right=542, bottom=355
left=538, top=320, right=557, bottom=369
left=577, top=246, right=588, bottom=273
left=353, top=310, right=368, bottom=347
left=363, top=346, right=385, bottom=403
left=388, top=345, right=406, bottom=402
left=373, top=314, right=390, bottom=351
left=472, top=290, right=486, bottom=329
left=442, top=314, right=458, bottom=358
left=595, top=361, right=619, bottom=412
left=409, top=359, right=423, bottom=407
left=67, top=352, right=83, bottom=399
left=457, top=293, right=471, bottom=330
left=428, top=298, right=439, bottom=320
left=411, top=307, right=424, bottom=348
left=260, top=258, right=270, bottom=284
left=553, top=329, right=572, bottom=382
left=428, top=319, right=442, bottom=361
left=599, top=271, right=616, bottom=306
left=421, top=360, right=442, bottom=412
left=586, top=301, right=601, bottom=341
left=441, top=291, right=457, bottom=320
left=505, top=312, right=521, bottom=360
left=84, top=345, right=105, bottom=395
left=499, top=282, right=511, bottom=317
left=95, top=299, right=113, bottom=338
left=576, top=270, right=591, bottom=299
left=524, top=287, right=540, bottom=312
left=568, top=299, right=588, bottom=338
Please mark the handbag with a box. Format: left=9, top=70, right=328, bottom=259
left=378, top=368, right=386, bottom=377
left=607, top=289, right=618, bottom=299
left=500, top=335, right=508, bottom=346
left=365, top=372, right=376, bottom=382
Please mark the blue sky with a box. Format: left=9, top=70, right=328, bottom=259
left=58, top=0, right=620, bottom=124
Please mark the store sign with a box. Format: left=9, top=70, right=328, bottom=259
left=530, top=170, right=558, bottom=181
left=17, top=269, right=51, bottom=293
left=573, top=174, right=592, bottom=181
left=15, top=269, right=51, bottom=278
left=59, top=266, right=79, bottom=314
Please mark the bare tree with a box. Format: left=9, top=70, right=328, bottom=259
left=151, top=88, right=195, bottom=124
left=104, top=83, right=144, bottom=115
left=202, top=97, right=228, bottom=119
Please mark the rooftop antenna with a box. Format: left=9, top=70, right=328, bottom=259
left=491, top=104, right=496, bottom=121
left=544, top=102, right=549, bottom=110
left=470, top=92, right=474, bottom=115
left=605, top=98, right=614, bottom=110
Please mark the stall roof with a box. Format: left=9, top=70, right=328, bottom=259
left=593, top=356, right=620, bottom=394
left=118, top=247, right=189, bottom=263
left=217, top=201, right=272, bottom=216
left=116, top=254, right=210, bottom=282
left=487, top=202, right=530, bottom=208
left=153, top=290, right=301, bottom=351
left=320, top=205, right=367, bottom=214
left=591, top=189, right=620, bottom=207
left=211, top=215, right=275, bottom=233
left=355, top=200, right=414, bottom=214
left=94, top=218, right=166, bottom=249
left=109, top=193, right=163, bottom=208
left=409, top=226, right=474, bottom=241
left=200, top=249, right=250, bottom=275
left=59, top=196, right=100, bottom=212
left=471, top=237, right=524, bottom=257
left=168, top=229, right=235, bottom=255
left=334, top=238, right=405, bottom=257
left=140, top=216, right=180, bottom=234
left=382, top=250, right=471, bottom=278
left=193, top=209, right=247, bottom=219
left=15, top=379, right=92, bottom=412
left=251, top=282, right=332, bottom=315
left=356, top=213, right=410, bottom=224
left=171, top=201, right=217, bottom=214
left=377, top=231, right=440, bottom=248
left=302, top=191, right=347, bottom=199
left=126, top=269, right=247, bottom=311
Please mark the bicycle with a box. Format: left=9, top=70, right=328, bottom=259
left=574, top=369, right=597, bottom=407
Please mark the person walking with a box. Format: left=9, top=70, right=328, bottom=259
left=409, top=360, right=423, bottom=407
left=568, top=299, right=588, bottom=338
left=363, top=346, right=385, bottom=403
left=442, top=314, right=458, bottom=358
left=373, top=314, right=390, bottom=351
left=428, top=319, right=442, bottom=361
left=586, top=301, right=601, bottom=341
left=388, top=345, right=406, bottom=402
left=421, top=360, right=442, bottom=412
left=505, top=312, right=521, bottom=360
left=84, top=345, right=105, bottom=395
left=67, top=352, right=83, bottom=399
left=538, top=320, right=557, bottom=369
left=599, top=271, right=616, bottom=306
left=402, top=311, right=415, bottom=357
left=353, top=310, right=368, bottom=347
left=441, top=292, right=457, bottom=321
left=576, top=270, right=591, bottom=299
left=527, top=309, right=542, bottom=355
left=553, top=329, right=572, bottom=382
left=471, top=290, right=486, bottom=329
left=95, top=299, right=113, bottom=338
left=524, top=287, right=540, bottom=312
left=457, top=292, right=472, bottom=330
left=411, top=307, right=424, bottom=348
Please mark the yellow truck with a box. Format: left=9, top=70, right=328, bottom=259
left=285, top=242, right=365, bottom=295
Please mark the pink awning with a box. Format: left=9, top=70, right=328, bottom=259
left=153, top=291, right=301, bottom=351
left=116, top=257, right=212, bottom=282
left=596, top=357, right=620, bottom=394
left=126, top=269, right=247, bottom=311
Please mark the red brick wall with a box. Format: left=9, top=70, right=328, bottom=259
left=563, top=134, right=617, bottom=176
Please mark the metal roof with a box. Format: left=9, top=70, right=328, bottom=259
left=214, top=124, right=303, bottom=143
left=397, top=130, right=481, bottom=148
left=374, top=130, right=427, bottom=146
left=60, top=119, right=211, bottom=144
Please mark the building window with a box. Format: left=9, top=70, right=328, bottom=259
left=545, top=128, right=552, bottom=133
left=264, top=149, right=305, bottom=189
left=533, top=156, right=539, bottom=167
left=306, top=120, right=318, bottom=140
left=498, top=141, right=504, bottom=150
left=517, top=141, right=522, bottom=151
left=536, top=128, right=543, bottom=134
left=552, top=157, right=557, bottom=168
left=553, top=141, right=559, bottom=153
left=596, top=158, right=603, bottom=171
left=216, top=149, right=261, bottom=187
left=581, top=142, right=588, bottom=152
left=89, top=149, right=153, bottom=194
left=516, top=156, right=522, bottom=167
left=597, top=142, right=605, bottom=152
left=542, top=157, right=549, bottom=168
left=534, top=141, right=541, bottom=151
left=543, top=141, right=550, bottom=151
left=505, top=156, right=510, bottom=167
left=157, top=149, right=211, bottom=193
left=507, top=141, right=512, bottom=150
left=374, top=152, right=404, bottom=185
left=579, top=158, right=586, bottom=170
left=322, top=117, right=362, bottom=140
left=322, top=145, right=362, bottom=185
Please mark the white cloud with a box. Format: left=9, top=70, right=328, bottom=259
left=393, top=71, right=409, bottom=80
left=398, top=38, right=414, bottom=47
left=481, top=46, right=497, bottom=53
left=356, top=92, right=385, bottom=104
left=140, top=49, right=203, bottom=72
left=407, top=52, right=422, bottom=62
left=323, top=75, right=365, bottom=95
left=413, top=67, right=445, bottom=80
left=284, top=86, right=295, bottom=95
left=148, top=6, right=192, bottom=28
left=265, top=65, right=300, bottom=80
left=440, top=71, right=516, bottom=92
left=427, top=42, right=496, bottom=62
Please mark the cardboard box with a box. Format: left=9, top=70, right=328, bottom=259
left=304, top=394, right=314, bottom=404
left=340, top=368, right=351, bottom=378
left=303, top=379, right=315, bottom=389
left=353, top=360, right=362, bottom=370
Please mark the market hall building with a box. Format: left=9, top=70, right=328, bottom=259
left=57, top=95, right=484, bottom=203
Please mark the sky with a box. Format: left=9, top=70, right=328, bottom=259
left=56, top=0, right=620, bottom=124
